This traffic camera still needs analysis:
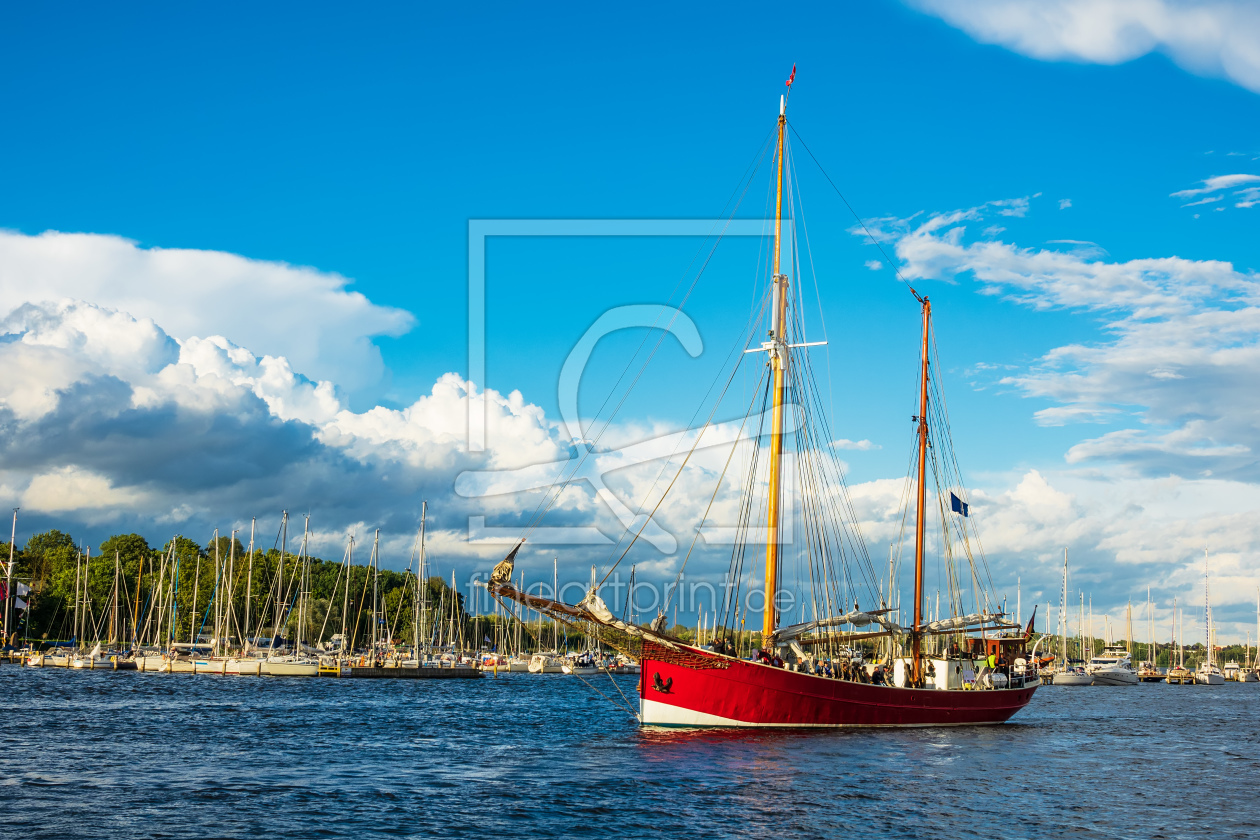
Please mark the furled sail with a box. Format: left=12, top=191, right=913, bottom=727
left=772, top=610, right=905, bottom=642
left=922, top=612, right=1016, bottom=633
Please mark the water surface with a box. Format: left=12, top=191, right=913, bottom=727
left=2, top=668, right=1256, bottom=838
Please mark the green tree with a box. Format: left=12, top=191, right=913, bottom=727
left=204, top=534, right=247, bottom=565
left=21, top=530, right=80, bottom=640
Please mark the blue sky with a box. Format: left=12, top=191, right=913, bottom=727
left=2, top=1, right=1260, bottom=639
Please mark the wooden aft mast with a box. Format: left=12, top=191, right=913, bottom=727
left=911, top=296, right=931, bottom=683
left=762, top=69, right=793, bottom=644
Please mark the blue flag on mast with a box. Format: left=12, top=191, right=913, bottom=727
left=950, top=492, right=969, bottom=517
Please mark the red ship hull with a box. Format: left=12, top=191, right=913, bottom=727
left=638, top=645, right=1037, bottom=728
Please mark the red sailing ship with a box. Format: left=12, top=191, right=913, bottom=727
left=487, top=73, right=1038, bottom=728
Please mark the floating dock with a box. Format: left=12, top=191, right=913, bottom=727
left=342, top=665, right=482, bottom=680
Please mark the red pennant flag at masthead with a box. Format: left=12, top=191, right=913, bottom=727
left=786, top=64, right=796, bottom=87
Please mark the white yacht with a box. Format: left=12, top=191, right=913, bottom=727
left=1087, top=646, right=1138, bottom=685
left=266, top=654, right=319, bottom=677
left=1052, top=665, right=1092, bottom=686
left=1195, top=662, right=1225, bottom=685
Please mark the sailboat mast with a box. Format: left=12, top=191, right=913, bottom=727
left=371, top=529, right=380, bottom=660
left=1204, top=548, right=1211, bottom=668
left=227, top=531, right=237, bottom=653
left=211, top=529, right=220, bottom=656
left=1126, top=600, right=1132, bottom=657
left=245, top=518, right=255, bottom=649
left=911, top=297, right=932, bottom=680
left=415, top=501, right=426, bottom=656
left=341, top=533, right=353, bottom=654
left=271, top=512, right=287, bottom=648
left=1059, top=548, right=1067, bottom=669
left=762, top=90, right=790, bottom=644
left=132, top=547, right=145, bottom=648
left=111, top=550, right=120, bottom=647
left=1169, top=596, right=1179, bottom=669
left=298, top=514, right=310, bottom=652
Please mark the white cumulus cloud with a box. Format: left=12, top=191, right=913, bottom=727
left=0, top=230, right=414, bottom=402
left=907, top=0, right=1260, bottom=94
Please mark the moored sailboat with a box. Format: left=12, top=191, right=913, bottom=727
left=266, top=515, right=319, bottom=677
left=1196, top=550, right=1224, bottom=686
left=1051, top=552, right=1091, bottom=686
left=1165, top=597, right=1193, bottom=684
left=1248, top=592, right=1260, bottom=682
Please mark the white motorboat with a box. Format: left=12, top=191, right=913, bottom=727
left=226, top=658, right=265, bottom=675
left=1086, top=646, right=1138, bottom=685
left=608, top=655, right=640, bottom=675
left=528, top=653, right=564, bottom=674
left=480, top=653, right=509, bottom=671
left=1052, top=666, right=1092, bottom=686
left=507, top=656, right=531, bottom=672
left=1222, top=660, right=1241, bottom=681
left=70, top=644, right=120, bottom=670
left=266, top=656, right=319, bottom=677
left=70, top=655, right=110, bottom=669
left=562, top=651, right=601, bottom=675
left=191, top=658, right=232, bottom=675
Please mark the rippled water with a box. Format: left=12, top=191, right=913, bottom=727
left=2, top=667, right=1257, bottom=839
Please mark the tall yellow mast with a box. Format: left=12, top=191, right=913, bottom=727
left=911, top=297, right=931, bottom=682
left=762, top=90, right=789, bottom=644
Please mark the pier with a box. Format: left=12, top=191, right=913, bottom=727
left=344, top=665, right=481, bottom=679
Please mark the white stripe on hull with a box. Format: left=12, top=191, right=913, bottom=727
left=639, top=697, right=1012, bottom=729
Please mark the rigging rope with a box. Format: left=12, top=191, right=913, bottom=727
left=786, top=122, right=923, bottom=305
left=515, top=129, right=779, bottom=545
